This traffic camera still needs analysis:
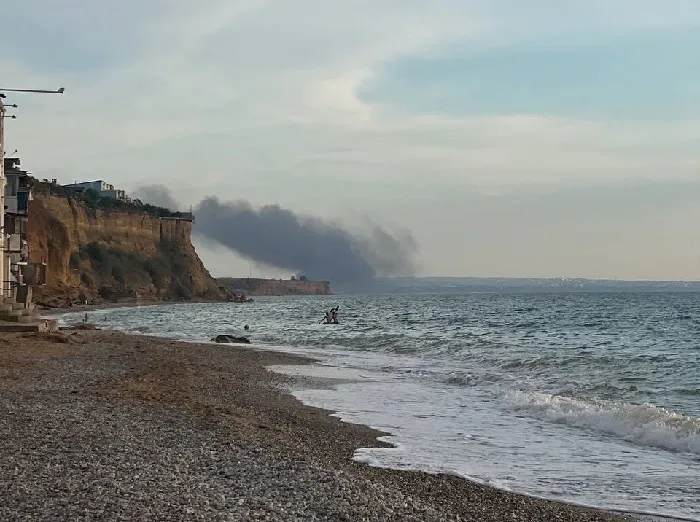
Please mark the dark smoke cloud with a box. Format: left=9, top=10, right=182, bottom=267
left=133, top=185, right=180, bottom=210
left=134, top=185, right=417, bottom=284
left=355, top=224, right=418, bottom=277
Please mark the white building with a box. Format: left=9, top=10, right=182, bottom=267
left=63, top=179, right=126, bottom=200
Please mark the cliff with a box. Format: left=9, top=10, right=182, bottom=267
left=217, top=278, right=332, bottom=296
left=28, top=193, right=228, bottom=307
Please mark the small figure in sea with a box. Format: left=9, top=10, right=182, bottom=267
left=83, top=312, right=88, bottom=323
left=244, top=324, right=250, bottom=331
left=321, top=306, right=340, bottom=324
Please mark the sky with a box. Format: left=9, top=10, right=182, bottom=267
left=2, top=0, right=699, bottom=280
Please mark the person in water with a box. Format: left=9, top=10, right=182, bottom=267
left=322, top=307, right=338, bottom=324
left=327, top=306, right=339, bottom=324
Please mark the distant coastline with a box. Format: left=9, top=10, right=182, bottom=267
left=365, top=277, right=700, bottom=294
left=216, top=277, right=332, bottom=296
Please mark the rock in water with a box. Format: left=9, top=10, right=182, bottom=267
left=211, top=335, right=251, bottom=344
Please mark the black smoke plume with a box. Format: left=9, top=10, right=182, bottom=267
left=134, top=186, right=417, bottom=284
left=133, top=185, right=180, bottom=210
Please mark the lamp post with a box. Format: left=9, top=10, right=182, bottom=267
left=0, top=87, right=64, bottom=94
left=0, top=87, right=64, bottom=298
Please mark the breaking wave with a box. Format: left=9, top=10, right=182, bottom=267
left=502, top=390, right=700, bottom=455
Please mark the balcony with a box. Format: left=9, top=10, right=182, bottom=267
left=4, top=192, right=28, bottom=214
left=5, top=234, right=26, bottom=256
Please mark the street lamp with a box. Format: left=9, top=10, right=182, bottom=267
left=0, top=85, right=64, bottom=158
left=0, top=87, right=65, bottom=94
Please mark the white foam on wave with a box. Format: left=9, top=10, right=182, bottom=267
left=502, top=390, right=700, bottom=455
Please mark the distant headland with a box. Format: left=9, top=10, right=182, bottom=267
left=217, top=277, right=332, bottom=296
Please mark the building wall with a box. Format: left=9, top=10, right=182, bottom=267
left=101, top=189, right=126, bottom=200
left=0, top=103, right=6, bottom=296
left=4, top=164, right=31, bottom=297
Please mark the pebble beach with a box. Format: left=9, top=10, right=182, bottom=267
left=0, top=329, right=634, bottom=521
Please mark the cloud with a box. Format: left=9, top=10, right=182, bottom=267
left=3, top=1, right=700, bottom=279
left=4, top=2, right=698, bottom=183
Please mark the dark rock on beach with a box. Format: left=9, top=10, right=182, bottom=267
left=211, top=334, right=251, bottom=344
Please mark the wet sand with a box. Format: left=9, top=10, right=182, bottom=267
left=0, top=330, right=633, bottom=521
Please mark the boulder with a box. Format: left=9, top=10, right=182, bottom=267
left=211, top=334, right=250, bottom=344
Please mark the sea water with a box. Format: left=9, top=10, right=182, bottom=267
left=60, top=292, right=700, bottom=521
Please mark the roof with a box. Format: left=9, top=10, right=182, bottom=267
left=3, top=157, right=21, bottom=170
left=63, top=180, right=106, bottom=187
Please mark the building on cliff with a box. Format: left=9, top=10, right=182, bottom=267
left=63, top=180, right=127, bottom=200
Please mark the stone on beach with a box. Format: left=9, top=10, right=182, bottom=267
left=211, top=334, right=251, bottom=344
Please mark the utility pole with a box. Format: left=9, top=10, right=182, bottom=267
left=0, top=87, right=64, bottom=298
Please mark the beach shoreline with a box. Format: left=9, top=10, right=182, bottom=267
left=38, top=297, right=210, bottom=316
left=0, top=328, right=635, bottom=521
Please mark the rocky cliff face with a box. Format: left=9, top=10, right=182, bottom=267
left=217, top=278, right=332, bottom=296
left=28, top=193, right=227, bottom=307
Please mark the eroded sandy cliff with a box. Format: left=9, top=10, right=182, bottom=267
left=28, top=193, right=227, bottom=307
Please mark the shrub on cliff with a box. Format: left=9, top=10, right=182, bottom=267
left=85, top=241, right=108, bottom=264
left=111, top=263, right=125, bottom=284
left=98, top=285, right=118, bottom=301
left=78, top=191, right=184, bottom=218
left=173, top=278, right=193, bottom=300
left=80, top=272, right=94, bottom=287
left=81, top=242, right=143, bottom=287
left=144, top=256, right=170, bottom=290
left=69, top=252, right=81, bottom=270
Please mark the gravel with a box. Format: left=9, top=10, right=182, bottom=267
left=0, top=331, right=634, bottom=521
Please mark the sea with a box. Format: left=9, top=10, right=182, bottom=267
left=59, top=286, right=700, bottom=521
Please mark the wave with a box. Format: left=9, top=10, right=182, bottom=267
left=502, top=390, right=700, bottom=455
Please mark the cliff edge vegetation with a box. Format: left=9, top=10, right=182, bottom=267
left=28, top=182, right=228, bottom=307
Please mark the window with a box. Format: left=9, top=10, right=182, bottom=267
left=5, top=176, right=17, bottom=197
